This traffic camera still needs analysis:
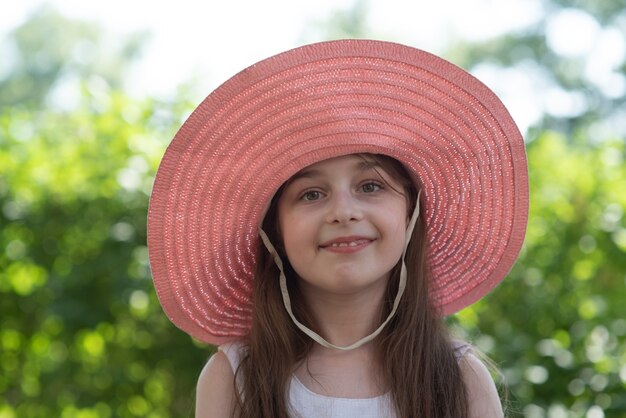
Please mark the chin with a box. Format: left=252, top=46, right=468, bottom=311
left=304, top=271, right=391, bottom=295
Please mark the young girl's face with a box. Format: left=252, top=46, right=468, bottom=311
left=277, top=154, right=409, bottom=297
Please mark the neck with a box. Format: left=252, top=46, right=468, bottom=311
left=299, top=278, right=388, bottom=348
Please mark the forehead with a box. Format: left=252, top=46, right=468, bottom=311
left=291, top=154, right=381, bottom=179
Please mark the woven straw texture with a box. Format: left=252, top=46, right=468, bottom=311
left=148, top=40, right=528, bottom=345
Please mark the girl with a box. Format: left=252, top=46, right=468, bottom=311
left=148, top=40, right=528, bottom=418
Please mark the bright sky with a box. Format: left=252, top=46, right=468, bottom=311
left=2, top=0, right=542, bottom=94
left=3, top=0, right=625, bottom=135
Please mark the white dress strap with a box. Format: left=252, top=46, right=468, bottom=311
left=452, top=339, right=472, bottom=360
left=218, top=342, right=243, bottom=371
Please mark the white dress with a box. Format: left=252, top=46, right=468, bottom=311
left=219, top=341, right=471, bottom=418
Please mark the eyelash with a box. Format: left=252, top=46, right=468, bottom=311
left=360, top=181, right=383, bottom=193
left=297, top=181, right=384, bottom=201
left=300, top=190, right=323, bottom=201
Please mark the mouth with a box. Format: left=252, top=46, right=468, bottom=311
left=325, top=239, right=371, bottom=248
left=319, top=236, right=374, bottom=253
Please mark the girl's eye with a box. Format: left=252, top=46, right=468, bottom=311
left=301, top=190, right=322, bottom=201
left=360, top=182, right=382, bottom=193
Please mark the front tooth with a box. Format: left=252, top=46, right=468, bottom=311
left=330, top=241, right=360, bottom=247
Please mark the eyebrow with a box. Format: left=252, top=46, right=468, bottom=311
left=289, top=160, right=382, bottom=182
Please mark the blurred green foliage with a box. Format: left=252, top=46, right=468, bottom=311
left=0, top=92, right=208, bottom=418
left=1, top=2, right=625, bottom=418
left=454, top=133, right=626, bottom=416
left=0, top=98, right=207, bottom=418
left=0, top=8, right=210, bottom=418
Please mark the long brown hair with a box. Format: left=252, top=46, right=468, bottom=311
left=235, top=154, right=468, bottom=417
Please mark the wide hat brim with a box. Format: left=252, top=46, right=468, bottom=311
left=148, top=39, right=528, bottom=345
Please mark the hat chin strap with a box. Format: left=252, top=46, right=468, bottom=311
left=259, top=194, right=420, bottom=351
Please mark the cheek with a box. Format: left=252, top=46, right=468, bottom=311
left=387, top=207, right=409, bottom=252
left=280, top=220, right=316, bottom=279
left=389, top=221, right=407, bottom=252
left=276, top=202, right=292, bottom=244
left=279, top=213, right=310, bottom=254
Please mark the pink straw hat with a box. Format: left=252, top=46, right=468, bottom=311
left=148, top=39, right=528, bottom=345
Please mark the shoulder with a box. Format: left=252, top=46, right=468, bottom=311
left=458, top=350, right=504, bottom=418
left=195, top=349, right=237, bottom=418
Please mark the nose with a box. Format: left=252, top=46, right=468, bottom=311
left=326, top=191, right=363, bottom=224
